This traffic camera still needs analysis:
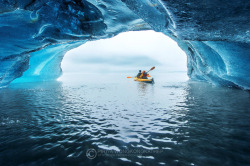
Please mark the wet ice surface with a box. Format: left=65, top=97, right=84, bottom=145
left=1, top=72, right=250, bottom=166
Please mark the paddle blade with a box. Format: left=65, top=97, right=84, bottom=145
left=127, top=76, right=132, bottom=78
left=148, top=75, right=151, bottom=77
left=147, top=66, right=155, bottom=73
left=150, top=66, right=155, bottom=71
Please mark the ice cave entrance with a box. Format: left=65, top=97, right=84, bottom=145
left=61, top=30, right=187, bottom=78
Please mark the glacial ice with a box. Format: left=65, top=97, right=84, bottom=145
left=0, top=0, right=249, bottom=89
left=13, top=41, right=85, bottom=83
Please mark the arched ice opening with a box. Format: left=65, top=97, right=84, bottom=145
left=60, top=30, right=187, bottom=80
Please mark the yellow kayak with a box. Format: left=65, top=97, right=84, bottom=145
left=134, top=77, right=154, bottom=83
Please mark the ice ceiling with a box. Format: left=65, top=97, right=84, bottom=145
left=0, top=0, right=249, bottom=89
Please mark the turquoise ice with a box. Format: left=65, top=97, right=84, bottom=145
left=0, top=0, right=249, bottom=89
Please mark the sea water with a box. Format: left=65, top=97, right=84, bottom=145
left=0, top=72, right=250, bottom=165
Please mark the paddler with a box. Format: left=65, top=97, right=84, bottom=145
left=136, top=70, right=142, bottom=78
left=140, top=70, right=150, bottom=79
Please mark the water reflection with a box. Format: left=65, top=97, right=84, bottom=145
left=178, top=81, right=250, bottom=165
left=136, top=82, right=154, bottom=97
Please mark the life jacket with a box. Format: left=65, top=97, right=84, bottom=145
left=140, top=72, right=148, bottom=79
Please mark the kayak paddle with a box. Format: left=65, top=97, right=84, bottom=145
left=147, top=66, right=155, bottom=73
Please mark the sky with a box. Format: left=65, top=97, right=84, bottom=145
left=62, top=30, right=187, bottom=74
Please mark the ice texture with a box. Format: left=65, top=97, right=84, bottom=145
left=12, top=41, right=85, bottom=83
left=0, top=0, right=249, bottom=89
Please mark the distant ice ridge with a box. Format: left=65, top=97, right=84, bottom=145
left=0, top=0, right=249, bottom=89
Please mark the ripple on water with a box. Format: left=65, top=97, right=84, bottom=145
left=1, top=75, right=250, bottom=165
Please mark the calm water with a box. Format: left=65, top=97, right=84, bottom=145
left=0, top=72, right=250, bottom=166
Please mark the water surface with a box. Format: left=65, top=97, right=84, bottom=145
left=1, top=72, right=250, bottom=165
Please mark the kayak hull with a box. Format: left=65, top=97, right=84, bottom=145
left=134, top=77, right=154, bottom=83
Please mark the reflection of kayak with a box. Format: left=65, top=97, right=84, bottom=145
left=134, top=77, right=154, bottom=83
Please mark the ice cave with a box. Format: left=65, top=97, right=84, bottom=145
left=0, top=0, right=249, bottom=89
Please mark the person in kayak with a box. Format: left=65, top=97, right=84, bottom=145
left=140, top=70, right=149, bottom=79
left=137, top=70, right=142, bottom=78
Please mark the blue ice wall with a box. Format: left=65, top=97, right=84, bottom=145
left=178, top=40, right=250, bottom=89
left=12, top=41, right=85, bottom=83
left=0, top=0, right=249, bottom=89
left=0, top=0, right=107, bottom=87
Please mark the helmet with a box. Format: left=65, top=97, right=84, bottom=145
left=142, top=70, right=145, bottom=73
left=139, top=70, right=141, bottom=72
